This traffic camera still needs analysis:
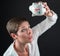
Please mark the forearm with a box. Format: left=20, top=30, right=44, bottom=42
left=46, top=10, right=58, bottom=22
left=32, top=11, right=58, bottom=40
left=38, top=11, right=58, bottom=35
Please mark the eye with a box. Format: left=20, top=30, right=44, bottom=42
left=21, top=29, right=27, bottom=32
left=28, top=25, right=31, bottom=28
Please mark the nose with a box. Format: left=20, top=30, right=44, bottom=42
left=27, top=28, right=32, bottom=36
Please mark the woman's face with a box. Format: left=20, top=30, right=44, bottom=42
left=16, top=21, right=33, bottom=44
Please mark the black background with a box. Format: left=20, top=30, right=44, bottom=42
left=0, top=0, right=60, bottom=56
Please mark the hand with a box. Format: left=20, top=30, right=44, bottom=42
left=43, top=2, right=53, bottom=17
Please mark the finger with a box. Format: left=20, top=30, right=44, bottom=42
left=42, top=2, right=47, bottom=6
left=44, top=9, right=51, bottom=16
left=45, top=6, right=50, bottom=11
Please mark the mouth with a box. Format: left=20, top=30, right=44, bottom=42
left=29, top=36, right=32, bottom=40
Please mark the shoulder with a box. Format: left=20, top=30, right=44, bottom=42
left=3, top=43, right=14, bottom=56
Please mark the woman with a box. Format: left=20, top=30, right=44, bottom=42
left=3, top=2, right=58, bottom=56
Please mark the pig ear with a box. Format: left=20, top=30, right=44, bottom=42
left=32, top=14, right=36, bottom=17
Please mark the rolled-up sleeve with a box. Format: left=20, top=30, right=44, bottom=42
left=32, top=11, right=58, bottom=40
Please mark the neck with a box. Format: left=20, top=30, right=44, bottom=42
left=14, top=40, right=28, bottom=53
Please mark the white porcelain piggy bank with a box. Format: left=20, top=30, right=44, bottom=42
left=29, top=2, right=46, bottom=16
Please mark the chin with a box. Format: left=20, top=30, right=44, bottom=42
left=28, top=39, right=32, bottom=43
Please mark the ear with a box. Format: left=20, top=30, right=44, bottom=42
left=10, top=33, right=17, bottom=40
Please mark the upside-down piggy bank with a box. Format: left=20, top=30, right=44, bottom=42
left=29, top=2, right=46, bottom=16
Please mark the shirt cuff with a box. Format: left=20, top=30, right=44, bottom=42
left=46, top=10, right=58, bottom=22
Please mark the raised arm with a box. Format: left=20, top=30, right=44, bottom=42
left=32, top=2, right=58, bottom=40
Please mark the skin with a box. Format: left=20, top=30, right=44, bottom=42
left=10, top=21, right=32, bottom=56
left=10, top=2, right=53, bottom=56
left=43, top=2, right=53, bottom=16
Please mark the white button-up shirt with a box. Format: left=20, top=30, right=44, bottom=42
left=3, top=11, right=58, bottom=56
